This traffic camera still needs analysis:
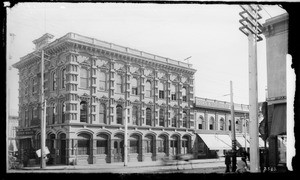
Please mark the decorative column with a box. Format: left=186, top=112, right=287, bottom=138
left=108, top=58, right=115, bottom=125
left=215, top=113, right=218, bottom=130
left=140, top=67, right=145, bottom=126
left=90, top=56, right=97, bottom=124
left=205, top=111, right=209, bottom=130
left=153, top=70, right=158, bottom=126
left=178, top=80, right=183, bottom=128
left=92, top=139, right=97, bottom=164
left=166, top=73, right=171, bottom=127
left=65, top=51, right=79, bottom=123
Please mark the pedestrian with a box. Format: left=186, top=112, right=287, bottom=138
left=236, top=157, right=249, bottom=173
left=225, top=152, right=231, bottom=173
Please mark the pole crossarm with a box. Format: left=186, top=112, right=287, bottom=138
left=239, top=4, right=263, bottom=42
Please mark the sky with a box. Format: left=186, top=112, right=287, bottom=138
left=6, top=2, right=287, bottom=116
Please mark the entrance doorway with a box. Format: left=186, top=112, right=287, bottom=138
left=113, top=134, right=124, bottom=162
left=59, top=133, right=66, bottom=164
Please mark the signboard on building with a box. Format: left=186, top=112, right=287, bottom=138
left=16, top=129, right=35, bottom=136
left=195, top=98, right=230, bottom=110
left=195, top=98, right=249, bottom=112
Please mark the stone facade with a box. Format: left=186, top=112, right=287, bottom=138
left=13, top=32, right=197, bottom=165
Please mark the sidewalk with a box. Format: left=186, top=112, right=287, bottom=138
left=20, top=157, right=225, bottom=171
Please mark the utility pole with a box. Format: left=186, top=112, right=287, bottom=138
left=239, top=5, right=263, bottom=172
left=230, top=81, right=237, bottom=172
left=244, top=113, right=247, bottom=152
left=124, top=106, right=128, bottom=166
left=40, top=49, right=46, bottom=169
left=124, top=64, right=128, bottom=166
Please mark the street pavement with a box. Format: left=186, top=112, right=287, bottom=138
left=7, top=157, right=227, bottom=174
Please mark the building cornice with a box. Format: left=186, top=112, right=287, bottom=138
left=13, top=32, right=197, bottom=75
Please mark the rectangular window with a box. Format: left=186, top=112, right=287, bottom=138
left=132, top=87, right=138, bottom=95
left=99, top=71, right=106, bottom=91
left=129, top=140, right=138, bottom=153
left=159, top=90, right=165, bottom=99
left=78, top=140, right=90, bottom=155
left=80, top=68, right=89, bottom=89
left=198, top=124, right=202, bottom=129
left=171, top=94, right=176, bottom=101
left=96, top=140, right=107, bottom=154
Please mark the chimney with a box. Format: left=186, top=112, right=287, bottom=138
left=32, top=33, right=54, bottom=50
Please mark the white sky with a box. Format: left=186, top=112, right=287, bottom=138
left=6, top=2, right=287, bottom=116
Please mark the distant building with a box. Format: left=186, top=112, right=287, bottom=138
left=193, top=97, right=257, bottom=159
left=8, top=115, right=19, bottom=153
left=262, top=13, right=288, bottom=168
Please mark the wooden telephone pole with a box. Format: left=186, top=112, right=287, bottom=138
left=239, top=5, right=263, bottom=172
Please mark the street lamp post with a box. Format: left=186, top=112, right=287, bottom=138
left=239, top=5, right=263, bottom=172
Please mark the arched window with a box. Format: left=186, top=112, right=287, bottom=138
left=209, top=117, right=214, bottom=130
left=80, top=101, right=88, bottom=122
left=62, top=68, right=66, bottom=89
left=77, top=133, right=90, bottom=155
left=61, top=102, right=66, bottom=123
left=158, top=81, right=165, bottom=99
left=183, top=111, right=187, bottom=128
left=159, top=108, right=165, bottom=126
left=116, top=105, right=123, bottom=124
left=80, top=68, right=89, bottom=89
left=146, top=108, right=151, bottom=126
left=32, top=78, right=35, bottom=93
left=171, top=109, right=177, bottom=127
left=132, top=106, right=138, bottom=125
left=131, top=77, right=138, bottom=95
left=96, top=134, right=108, bottom=155
left=182, top=87, right=187, bottom=102
left=157, top=135, right=167, bottom=153
left=129, top=135, right=139, bottom=154
left=236, top=120, right=240, bottom=132
left=115, top=74, right=123, bottom=93
left=145, top=80, right=152, bottom=98
left=229, top=120, right=232, bottom=131
left=52, top=104, right=56, bottom=124
left=99, top=71, right=106, bottom=91
left=99, top=103, right=106, bottom=124
left=171, top=84, right=176, bottom=101
left=144, top=135, right=154, bottom=153
left=219, top=118, right=225, bottom=130
left=198, top=116, right=204, bottom=129
left=52, top=72, right=57, bottom=91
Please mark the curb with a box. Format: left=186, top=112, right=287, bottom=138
left=20, top=159, right=225, bottom=171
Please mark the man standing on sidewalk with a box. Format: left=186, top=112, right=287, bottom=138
left=225, top=152, right=231, bottom=173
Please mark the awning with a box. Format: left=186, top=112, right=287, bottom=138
left=236, top=136, right=250, bottom=148
left=270, top=104, right=286, bottom=136
left=198, top=134, right=231, bottom=150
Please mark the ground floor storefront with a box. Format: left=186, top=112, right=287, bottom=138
left=17, top=125, right=196, bottom=166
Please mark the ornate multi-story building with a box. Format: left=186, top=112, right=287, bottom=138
left=13, top=33, right=197, bottom=165
left=13, top=33, right=258, bottom=166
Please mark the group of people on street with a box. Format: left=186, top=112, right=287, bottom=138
left=225, top=151, right=249, bottom=173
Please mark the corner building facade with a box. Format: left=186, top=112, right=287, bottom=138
left=13, top=33, right=196, bottom=165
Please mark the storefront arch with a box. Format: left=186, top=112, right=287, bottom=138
left=170, top=134, right=180, bottom=156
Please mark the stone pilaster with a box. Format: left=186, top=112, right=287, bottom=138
left=108, top=59, right=115, bottom=125
left=65, top=51, right=79, bottom=123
